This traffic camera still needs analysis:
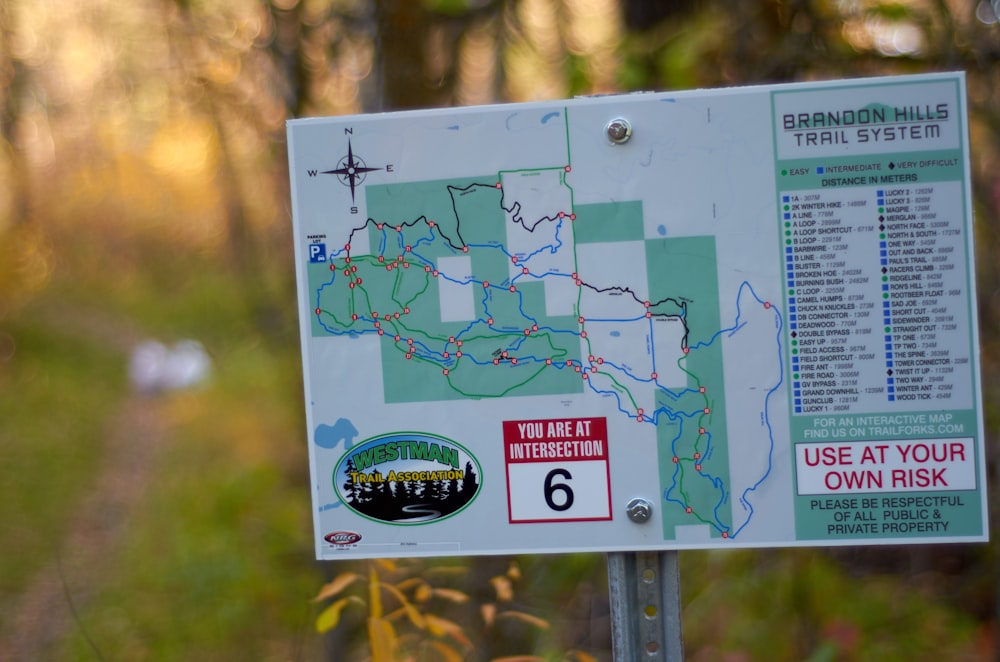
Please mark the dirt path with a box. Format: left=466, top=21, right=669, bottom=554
left=0, top=308, right=169, bottom=660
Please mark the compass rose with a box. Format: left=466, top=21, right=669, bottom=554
left=322, top=140, right=383, bottom=204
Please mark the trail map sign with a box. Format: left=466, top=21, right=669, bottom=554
left=287, top=73, right=988, bottom=560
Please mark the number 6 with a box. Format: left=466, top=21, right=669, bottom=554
left=543, top=468, right=574, bottom=511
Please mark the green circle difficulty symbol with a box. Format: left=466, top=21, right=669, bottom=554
left=781, top=169, right=788, bottom=176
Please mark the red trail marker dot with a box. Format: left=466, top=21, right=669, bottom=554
left=315, top=308, right=321, bottom=315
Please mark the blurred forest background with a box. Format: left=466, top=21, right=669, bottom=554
left=0, top=0, right=998, bottom=660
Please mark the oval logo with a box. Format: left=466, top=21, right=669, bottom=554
left=333, top=432, right=481, bottom=525
left=325, top=531, right=362, bottom=545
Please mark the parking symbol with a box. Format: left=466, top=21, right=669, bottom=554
left=309, top=243, right=327, bottom=263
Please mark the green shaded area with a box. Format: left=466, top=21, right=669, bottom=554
left=795, top=489, right=983, bottom=540
left=646, top=236, right=731, bottom=537
left=775, top=150, right=965, bottom=191
left=310, top=175, right=585, bottom=402
left=573, top=201, right=645, bottom=243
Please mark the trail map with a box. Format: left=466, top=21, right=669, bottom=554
left=288, top=73, right=987, bottom=559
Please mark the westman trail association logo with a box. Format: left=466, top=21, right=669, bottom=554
left=334, top=432, right=481, bottom=525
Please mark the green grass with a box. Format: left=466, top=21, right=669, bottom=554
left=0, top=312, right=126, bottom=596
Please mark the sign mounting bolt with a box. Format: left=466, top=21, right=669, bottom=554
left=626, top=497, right=652, bottom=523
left=606, top=118, right=632, bottom=144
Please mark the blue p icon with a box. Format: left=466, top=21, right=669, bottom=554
left=309, top=243, right=327, bottom=263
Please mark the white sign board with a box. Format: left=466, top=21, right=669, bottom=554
left=287, top=73, right=987, bottom=559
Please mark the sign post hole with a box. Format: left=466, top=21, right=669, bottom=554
left=609, top=550, right=684, bottom=661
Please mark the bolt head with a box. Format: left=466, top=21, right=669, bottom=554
left=626, top=497, right=652, bottom=523
left=606, top=118, right=632, bottom=144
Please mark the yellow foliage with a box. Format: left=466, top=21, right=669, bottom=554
left=491, top=575, right=513, bottom=602
left=424, top=614, right=471, bottom=648
left=431, top=588, right=469, bottom=603
left=496, top=610, right=550, bottom=631
left=368, top=616, right=397, bottom=662
left=313, top=571, right=362, bottom=602
left=0, top=224, right=53, bottom=315
left=316, top=596, right=364, bottom=633
left=424, top=640, right=465, bottom=662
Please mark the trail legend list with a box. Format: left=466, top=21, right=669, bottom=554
left=780, top=177, right=973, bottom=416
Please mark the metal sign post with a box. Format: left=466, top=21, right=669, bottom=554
left=608, top=550, right=684, bottom=660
